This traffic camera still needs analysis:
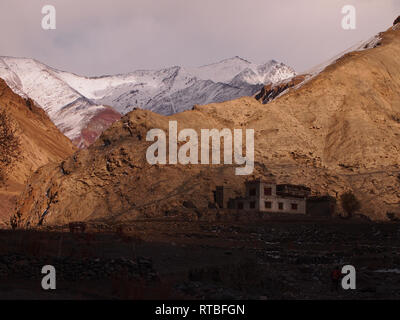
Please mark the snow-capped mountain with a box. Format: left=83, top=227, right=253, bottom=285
left=0, top=57, right=121, bottom=148
left=56, top=56, right=296, bottom=115
left=0, top=56, right=296, bottom=147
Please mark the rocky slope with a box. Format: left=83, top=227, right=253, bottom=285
left=13, top=21, right=400, bottom=226
left=0, top=57, right=294, bottom=147
left=0, top=78, right=76, bottom=223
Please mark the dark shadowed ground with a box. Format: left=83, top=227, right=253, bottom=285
left=0, top=218, right=400, bottom=300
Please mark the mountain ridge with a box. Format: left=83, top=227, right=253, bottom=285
left=0, top=56, right=295, bottom=147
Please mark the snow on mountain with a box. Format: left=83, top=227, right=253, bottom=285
left=304, top=33, right=383, bottom=82
left=254, top=33, right=386, bottom=107
left=64, top=56, right=296, bottom=115
left=0, top=57, right=121, bottom=148
left=186, top=56, right=255, bottom=83
left=0, top=56, right=296, bottom=147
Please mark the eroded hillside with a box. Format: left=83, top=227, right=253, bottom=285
left=0, top=79, right=76, bottom=223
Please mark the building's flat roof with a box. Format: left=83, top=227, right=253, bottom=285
left=245, top=180, right=311, bottom=191
left=277, top=184, right=311, bottom=191
left=245, top=179, right=276, bottom=184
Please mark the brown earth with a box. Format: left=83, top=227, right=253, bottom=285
left=13, top=23, right=400, bottom=226
left=0, top=78, right=76, bottom=223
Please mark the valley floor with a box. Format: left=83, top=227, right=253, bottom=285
left=1, top=219, right=400, bottom=299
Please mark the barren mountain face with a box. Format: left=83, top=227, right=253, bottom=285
left=0, top=79, right=76, bottom=223
left=13, top=23, right=400, bottom=226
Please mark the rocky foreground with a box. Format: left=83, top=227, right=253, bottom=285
left=1, top=219, right=400, bottom=299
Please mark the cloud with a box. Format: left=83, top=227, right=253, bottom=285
left=0, top=0, right=397, bottom=75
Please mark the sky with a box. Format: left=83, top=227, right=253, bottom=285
left=0, top=0, right=399, bottom=76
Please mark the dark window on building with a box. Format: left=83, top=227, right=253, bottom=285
left=278, top=202, right=284, bottom=210
left=238, top=202, right=244, bottom=210
left=265, top=201, right=272, bottom=209
left=249, top=188, right=256, bottom=196
left=250, top=201, right=256, bottom=209
left=264, top=187, right=272, bottom=196
left=291, top=203, right=298, bottom=210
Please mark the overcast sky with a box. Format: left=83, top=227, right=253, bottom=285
left=0, top=0, right=398, bottom=76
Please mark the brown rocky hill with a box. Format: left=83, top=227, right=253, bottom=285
left=13, top=22, right=400, bottom=226
left=0, top=78, right=76, bottom=223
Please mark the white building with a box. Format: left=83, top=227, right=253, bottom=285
left=229, top=179, right=310, bottom=214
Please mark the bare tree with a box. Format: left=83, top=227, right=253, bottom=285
left=0, top=109, right=21, bottom=182
left=340, top=191, right=361, bottom=218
